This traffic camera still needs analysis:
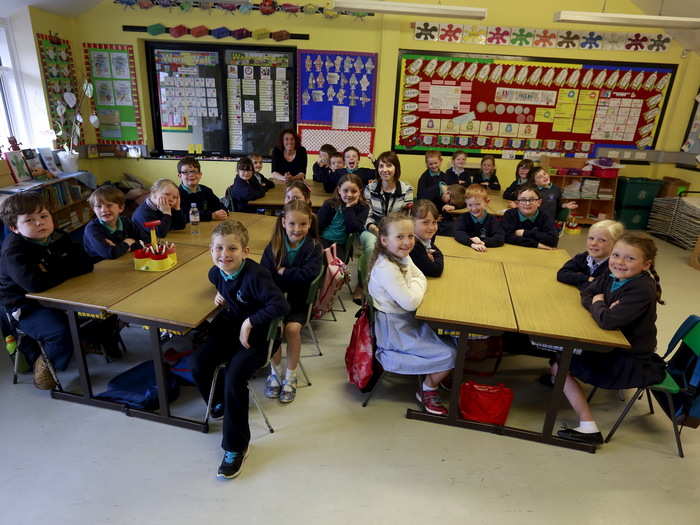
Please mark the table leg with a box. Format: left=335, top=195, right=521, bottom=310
left=67, top=310, right=92, bottom=397
left=149, top=326, right=170, bottom=417
left=542, top=342, right=574, bottom=438
left=447, top=330, right=469, bottom=421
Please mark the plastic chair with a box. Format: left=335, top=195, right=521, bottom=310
left=301, top=267, right=325, bottom=359
left=604, top=318, right=700, bottom=457
left=203, top=317, right=283, bottom=434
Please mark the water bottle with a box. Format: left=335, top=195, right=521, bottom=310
left=189, top=203, right=200, bottom=235
left=5, top=334, right=17, bottom=355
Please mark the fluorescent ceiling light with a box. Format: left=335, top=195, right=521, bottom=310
left=554, top=10, right=700, bottom=30
left=333, top=1, right=487, bottom=20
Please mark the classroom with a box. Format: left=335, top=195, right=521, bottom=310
left=1, top=1, right=700, bottom=523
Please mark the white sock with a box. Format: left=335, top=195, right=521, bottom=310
left=422, top=381, right=437, bottom=392
left=285, top=367, right=297, bottom=381
left=575, top=420, right=599, bottom=434
left=270, top=363, right=283, bottom=380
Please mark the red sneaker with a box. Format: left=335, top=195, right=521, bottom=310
left=416, top=388, right=448, bottom=416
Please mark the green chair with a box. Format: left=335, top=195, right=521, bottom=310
left=604, top=319, right=700, bottom=457
left=301, top=267, right=326, bottom=359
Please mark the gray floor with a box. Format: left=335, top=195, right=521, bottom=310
left=2, top=232, right=700, bottom=524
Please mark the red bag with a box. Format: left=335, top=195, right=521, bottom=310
left=312, top=243, right=347, bottom=320
left=459, top=381, right=513, bottom=425
left=345, top=306, right=375, bottom=389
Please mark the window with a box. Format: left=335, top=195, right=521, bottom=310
left=0, top=19, right=30, bottom=148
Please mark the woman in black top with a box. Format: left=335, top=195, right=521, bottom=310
left=271, top=128, right=308, bottom=183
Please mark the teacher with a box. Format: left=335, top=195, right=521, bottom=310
left=271, top=128, right=308, bottom=183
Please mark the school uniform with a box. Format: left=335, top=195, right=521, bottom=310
left=192, top=260, right=288, bottom=454
left=322, top=169, right=346, bottom=194
left=261, top=237, right=323, bottom=325
left=502, top=208, right=558, bottom=248
left=254, top=172, right=275, bottom=191
left=368, top=254, right=455, bottom=374
left=454, top=212, right=505, bottom=247
left=132, top=199, right=186, bottom=239
left=410, top=237, right=444, bottom=277
left=443, top=167, right=462, bottom=185
left=83, top=216, right=144, bottom=261
left=312, top=162, right=330, bottom=184
left=178, top=183, right=226, bottom=222
left=364, top=180, right=414, bottom=229
left=317, top=199, right=369, bottom=253
left=572, top=272, right=665, bottom=390
left=221, top=176, right=266, bottom=213
left=557, top=251, right=609, bottom=290
left=474, top=170, right=501, bottom=191
left=538, top=184, right=565, bottom=222
left=0, top=231, right=93, bottom=370
left=502, top=179, right=528, bottom=201
left=348, top=167, right=376, bottom=187
left=416, top=169, right=448, bottom=211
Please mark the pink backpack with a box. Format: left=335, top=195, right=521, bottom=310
left=312, top=243, right=347, bottom=320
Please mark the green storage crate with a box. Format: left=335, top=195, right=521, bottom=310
left=616, top=207, right=650, bottom=230
left=616, top=177, right=663, bottom=208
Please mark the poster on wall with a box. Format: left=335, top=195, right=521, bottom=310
left=83, top=43, right=143, bottom=144
left=393, top=50, right=676, bottom=158
left=679, top=89, right=700, bottom=171
left=297, top=50, right=378, bottom=127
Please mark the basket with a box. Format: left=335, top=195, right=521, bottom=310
left=133, top=247, right=177, bottom=272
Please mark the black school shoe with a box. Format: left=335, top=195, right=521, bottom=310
left=210, top=402, right=224, bottom=420
left=217, top=448, right=248, bottom=479
left=557, top=428, right=603, bottom=445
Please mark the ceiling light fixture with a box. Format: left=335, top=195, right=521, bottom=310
left=333, top=1, right=487, bottom=20
left=554, top=10, right=700, bottom=29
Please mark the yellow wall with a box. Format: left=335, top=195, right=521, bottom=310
left=27, top=0, right=699, bottom=195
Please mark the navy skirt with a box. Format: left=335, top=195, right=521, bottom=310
left=570, top=349, right=665, bottom=390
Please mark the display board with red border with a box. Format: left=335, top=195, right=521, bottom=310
left=393, top=50, right=676, bottom=158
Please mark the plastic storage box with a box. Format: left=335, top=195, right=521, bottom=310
left=616, top=207, right=651, bottom=230
left=616, top=177, right=663, bottom=208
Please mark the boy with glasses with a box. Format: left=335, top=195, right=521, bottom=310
left=501, top=186, right=558, bottom=249
left=177, top=157, right=228, bottom=222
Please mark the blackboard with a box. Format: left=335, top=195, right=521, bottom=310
left=145, top=41, right=296, bottom=157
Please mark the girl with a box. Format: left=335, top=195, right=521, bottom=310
left=271, top=128, right=307, bottom=183
left=502, top=186, right=558, bottom=249
left=368, top=213, right=456, bottom=416
left=532, top=167, right=578, bottom=223
left=557, top=220, right=624, bottom=289
left=284, top=181, right=319, bottom=239
left=554, top=232, right=666, bottom=445
left=410, top=200, right=443, bottom=277
left=317, top=173, right=369, bottom=258
left=132, top=178, right=185, bottom=239
left=261, top=200, right=323, bottom=404
left=474, top=155, right=500, bottom=191
left=445, top=150, right=471, bottom=185
left=221, top=157, right=266, bottom=213
left=343, top=146, right=375, bottom=186
left=503, top=159, right=534, bottom=202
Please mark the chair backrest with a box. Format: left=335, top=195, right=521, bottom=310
left=303, top=266, right=326, bottom=326
left=685, top=322, right=700, bottom=357
left=264, top=317, right=283, bottom=366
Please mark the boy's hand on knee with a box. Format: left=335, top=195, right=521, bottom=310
left=239, top=318, right=252, bottom=349
left=214, top=292, right=225, bottom=306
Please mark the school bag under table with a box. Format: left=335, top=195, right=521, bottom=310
left=312, top=243, right=347, bottom=320
left=345, top=304, right=377, bottom=390
left=95, top=360, right=180, bottom=411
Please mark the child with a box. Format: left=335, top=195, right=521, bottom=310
left=557, top=220, right=624, bottom=289
left=312, top=144, right=337, bottom=183
left=502, top=186, right=558, bottom=249
left=322, top=152, right=346, bottom=193
left=317, top=173, right=369, bottom=257
left=454, top=184, right=505, bottom=251
left=177, top=157, right=228, bottom=222
left=410, top=200, right=444, bottom=277
left=367, top=213, right=455, bottom=415
left=416, top=150, right=447, bottom=212
left=261, top=200, right=322, bottom=404
left=343, top=146, right=375, bottom=186
left=532, top=167, right=578, bottom=223
left=445, top=150, right=473, bottom=185
left=502, top=159, right=534, bottom=202
left=250, top=153, right=275, bottom=190
left=192, top=220, right=288, bottom=479
left=474, top=155, right=501, bottom=191
left=0, top=192, right=94, bottom=389
left=284, top=181, right=319, bottom=238
left=553, top=232, right=666, bottom=445
left=221, top=157, right=266, bottom=213
left=83, top=185, right=143, bottom=261
left=133, top=178, right=186, bottom=239
left=438, top=183, right=466, bottom=236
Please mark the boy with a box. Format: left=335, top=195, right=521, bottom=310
left=502, top=186, right=558, bottom=249
left=250, top=153, right=275, bottom=190
left=83, top=185, right=143, bottom=261
left=322, top=151, right=346, bottom=193
left=192, top=220, right=288, bottom=479
left=438, top=183, right=466, bottom=236
left=0, top=192, right=94, bottom=389
left=416, top=150, right=448, bottom=212
left=177, top=157, right=228, bottom=222
left=454, top=184, right=505, bottom=251
left=445, top=150, right=474, bottom=185
left=312, top=144, right=337, bottom=183
left=532, top=167, right=578, bottom=224
left=221, top=157, right=266, bottom=213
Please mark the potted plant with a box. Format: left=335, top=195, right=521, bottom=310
left=54, top=79, right=99, bottom=173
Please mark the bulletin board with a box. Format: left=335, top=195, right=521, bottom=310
left=297, top=50, right=377, bottom=126
left=393, top=50, right=676, bottom=158
left=679, top=88, right=700, bottom=171
left=83, top=43, right=143, bottom=144
left=145, top=41, right=295, bottom=157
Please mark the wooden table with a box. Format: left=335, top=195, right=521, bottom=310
left=436, top=236, right=571, bottom=268
left=165, top=212, right=266, bottom=248
left=249, top=180, right=328, bottom=209
left=244, top=215, right=278, bottom=253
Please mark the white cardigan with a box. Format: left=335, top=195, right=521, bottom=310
left=368, top=254, right=427, bottom=314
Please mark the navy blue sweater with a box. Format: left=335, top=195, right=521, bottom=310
left=132, top=200, right=186, bottom=239
left=313, top=162, right=330, bottom=184
left=178, top=184, right=225, bottom=222
left=538, top=184, right=565, bottom=222
left=322, top=168, right=375, bottom=193
left=410, top=240, right=444, bottom=278
left=221, top=176, right=266, bottom=213
left=557, top=251, right=609, bottom=289
left=474, top=170, right=501, bottom=191
left=317, top=200, right=369, bottom=238
left=0, top=231, right=93, bottom=312
left=454, top=213, right=505, bottom=248
left=254, top=172, right=275, bottom=190
left=83, top=216, right=144, bottom=261
left=416, top=170, right=448, bottom=211
left=501, top=208, right=558, bottom=248
left=261, top=237, right=323, bottom=301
